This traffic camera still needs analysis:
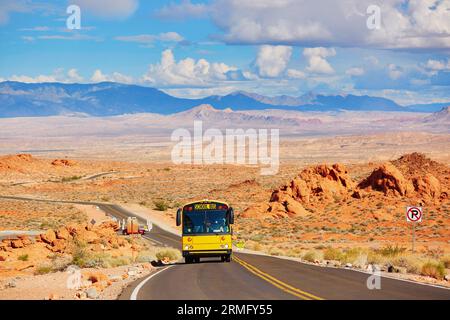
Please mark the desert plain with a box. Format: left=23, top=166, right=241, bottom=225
left=0, top=105, right=449, bottom=298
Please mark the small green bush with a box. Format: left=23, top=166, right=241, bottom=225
left=153, top=199, right=169, bottom=211
left=61, top=175, right=82, bottom=182
left=155, top=248, right=181, bottom=261
left=35, top=265, right=53, bottom=275
left=376, top=244, right=406, bottom=257
left=323, top=247, right=343, bottom=261
left=18, top=254, right=29, bottom=261
left=421, top=262, right=446, bottom=280
left=302, top=250, right=318, bottom=262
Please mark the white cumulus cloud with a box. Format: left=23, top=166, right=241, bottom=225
left=8, top=68, right=84, bottom=83
left=303, top=47, right=335, bottom=74
left=286, top=69, right=306, bottom=79
left=90, top=69, right=133, bottom=83
left=141, top=49, right=238, bottom=86
left=202, top=0, right=450, bottom=50
left=255, top=45, right=292, bottom=77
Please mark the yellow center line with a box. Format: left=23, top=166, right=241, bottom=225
left=234, top=256, right=324, bottom=300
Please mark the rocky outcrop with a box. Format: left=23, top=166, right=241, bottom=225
left=51, top=159, right=77, bottom=166
left=412, top=173, right=441, bottom=198
left=358, top=163, right=413, bottom=196
left=273, top=163, right=354, bottom=204
left=0, top=154, right=34, bottom=171
left=1, top=220, right=124, bottom=254
left=243, top=163, right=354, bottom=218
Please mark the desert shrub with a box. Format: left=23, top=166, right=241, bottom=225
left=49, top=254, right=73, bottom=271
left=421, top=262, right=446, bottom=280
left=35, top=264, right=53, bottom=275
left=250, top=234, right=265, bottom=242
left=18, top=254, right=29, bottom=261
left=106, top=256, right=132, bottom=267
left=268, top=247, right=285, bottom=256
left=285, top=248, right=302, bottom=258
left=392, top=255, right=424, bottom=274
left=323, top=247, right=343, bottom=261
left=302, top=250, right=320, bottom=262
left=69, top=239, right=89, bottom=267
left=81, top=252, right=110, bottom=268
left=367, top=251, right=387, bottom=265
left=250, top=242, right=262, bottom=251
left=376, top=244, right=406, bottom=257
left=155, top=248, right=181, bottom=261
left=61, top=175, right=82, bottom=182
left=341, top=248, right=366, bottom=264
left=153, top=199, right=169, bottom=211
left=136, top=251, right=157, bottom=263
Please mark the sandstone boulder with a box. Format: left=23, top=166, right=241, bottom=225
left=76, top=230, right=98, bottom=244
left=287, top=163, right=355, bottom=203
left=358, top=163, right=413, bottom=196
left=50, top=239, right=66, bottom=253
left=56, top=227, right=70, bottom=240
left=40, top=230, right=56, bottom=244
left=242, top=163, right=355, bottom=219
left=10, top=239, right=24, bottom=249
left=18, top=235, right=32, bottom=246
left=413, top=173, right=441, bottom=198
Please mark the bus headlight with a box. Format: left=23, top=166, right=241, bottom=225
left=224, top=244, right=229, bottom=249
left=221, top=244, right=229, bottom=249
left=184, top=245, right=189, bottom=250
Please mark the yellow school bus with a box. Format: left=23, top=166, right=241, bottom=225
left=176, top=200, right=235, bottom=263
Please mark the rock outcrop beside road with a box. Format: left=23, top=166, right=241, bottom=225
left=242, top=153, right=448, bottom=219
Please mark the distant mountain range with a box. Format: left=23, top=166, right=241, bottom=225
left=0, top=81, right=448, bottom=118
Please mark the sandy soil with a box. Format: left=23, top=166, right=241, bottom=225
left=0, top=263, right=155, bottom=300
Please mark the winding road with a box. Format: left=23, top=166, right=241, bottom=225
left=1, top=196, right=450, bottom=300
left=105, top=205, right=450, bottom=300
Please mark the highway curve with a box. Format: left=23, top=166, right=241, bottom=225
left=1, top=196, right=449, bottom=300
left=105, top=206, right=450, bottom=300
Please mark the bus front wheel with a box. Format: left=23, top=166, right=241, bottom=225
left=185, top=256, right=193, bottom=264
left=225, top=254, right=232, bottom=262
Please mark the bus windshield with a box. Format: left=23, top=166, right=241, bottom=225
left=183, top=210, right=229, bottom=234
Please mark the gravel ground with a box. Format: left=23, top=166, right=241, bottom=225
left=0, top=263, right=155, bottom=300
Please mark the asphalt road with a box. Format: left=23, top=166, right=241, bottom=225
left=1, top=196, right=449, bottom=300
left=104, top=205, right=450, bottom=300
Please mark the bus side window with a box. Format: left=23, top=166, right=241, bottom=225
left=228, top=207, right=235, bottom=224
left=176, top=209, right=182, bottom=226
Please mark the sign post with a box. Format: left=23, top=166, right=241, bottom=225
left=406, top=206, right=422, bottom=253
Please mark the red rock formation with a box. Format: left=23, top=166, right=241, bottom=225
left=358, top=163, right=413, bottom=196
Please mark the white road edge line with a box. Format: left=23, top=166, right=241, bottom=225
left=130, top=265, right=175, bottom=300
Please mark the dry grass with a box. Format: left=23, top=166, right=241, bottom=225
left=421, top=262, right=446, bottom=280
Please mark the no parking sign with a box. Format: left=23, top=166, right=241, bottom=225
left=406, top=206, right=422, bottom=223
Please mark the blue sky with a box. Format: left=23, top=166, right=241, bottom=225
left=0, top=0, right=449, bottom=104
